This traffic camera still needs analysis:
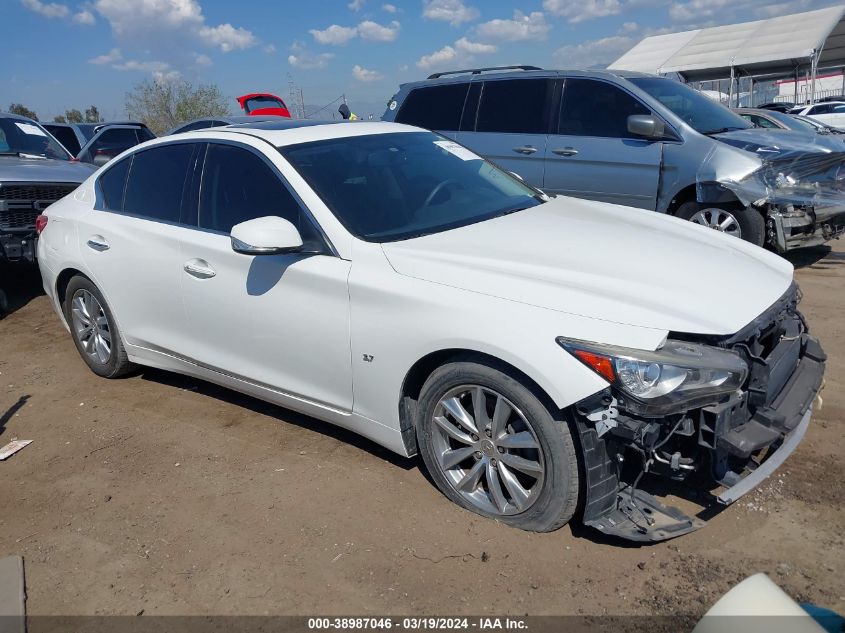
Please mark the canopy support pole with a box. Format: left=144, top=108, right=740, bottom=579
left=728, top=66, right=735, bottom=107
left=749, top=76, right=754, bottom=107
left=809, top=50, right=819, bottom=105
left=793, top=69, right=799, bottom=103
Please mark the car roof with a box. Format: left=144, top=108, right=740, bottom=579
left=177, top=115, right=283, bottom=125
left=801, top=101, right=845, bottom=107
left=396, top=67, right=655, bottom=89
left=0, top=111, right=39, bottom=122
left=166, top=115, right=289, bottom=135
left=170, top=120, right=422, bottom=147
left=43, top=121, right=147, bottom=129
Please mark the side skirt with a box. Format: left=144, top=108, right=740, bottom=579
left=125, top=343, right=410, bottom=457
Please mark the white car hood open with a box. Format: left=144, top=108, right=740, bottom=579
left=381, top=197, right=794, bottom=336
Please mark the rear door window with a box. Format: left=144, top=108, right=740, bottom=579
left=395, top=83, right=470, bottom=131
left=476, top=79, right=553, bottom=134
left=123, top=143, right=195, bottom=223
left=558, top=78, right=650, bottom=138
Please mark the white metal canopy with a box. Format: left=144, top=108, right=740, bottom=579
left=609, top=6, right=845, bottom=82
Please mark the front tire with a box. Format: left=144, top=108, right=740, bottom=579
left=676, top=201, right=765, bottom=247
left=416, top=360, right=580, bottom=532
left=63, top=275, right=133, bottom=378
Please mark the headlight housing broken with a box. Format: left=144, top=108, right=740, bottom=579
left=558, top=337, right=748, bottom=416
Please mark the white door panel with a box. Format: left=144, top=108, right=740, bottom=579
left=77, top=209, right=187, bottom=351
left=177, top=229, right=353, bottom=411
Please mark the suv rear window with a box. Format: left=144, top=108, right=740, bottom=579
left=395, top=83, right=469, bottom=131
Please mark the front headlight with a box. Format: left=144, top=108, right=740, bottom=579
left=557, top=337, right=748, bottom=416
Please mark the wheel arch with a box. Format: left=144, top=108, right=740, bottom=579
left=56, top=267, right=89, bottom=309
left=666, top=182, right=746, bottom=215
left=398, top=348, right=565, bottom=456
left=53, top=267, right=92, bottom=329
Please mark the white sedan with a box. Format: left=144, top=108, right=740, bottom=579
left=36, top=120, right=825, bottom=541
left=789, top=101, right=845, bottom=129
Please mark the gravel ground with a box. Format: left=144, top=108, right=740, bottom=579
left=0, top=242, right=843, bottom=618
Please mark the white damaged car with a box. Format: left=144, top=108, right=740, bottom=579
left=36, top=121, right=825, bottom=541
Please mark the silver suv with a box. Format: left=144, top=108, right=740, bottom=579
left=383, top=66, right=845, bottom=252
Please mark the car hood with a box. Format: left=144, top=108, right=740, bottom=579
left=0, top=156, right=96, bottom=184
left=713, top=128, right=843, bottom=155
left=381, top=197, right=793, bottom=336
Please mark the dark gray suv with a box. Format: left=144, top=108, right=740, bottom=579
left=0, top=113, right=96, bottom=264
left=383, top=66, right=845, bottom=252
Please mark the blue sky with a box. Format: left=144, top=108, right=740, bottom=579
left=3, top=0, right=841, bottom=121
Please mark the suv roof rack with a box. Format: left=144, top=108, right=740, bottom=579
left=426, top=65, right=543, bottom=80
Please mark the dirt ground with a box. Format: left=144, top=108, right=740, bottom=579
left=0, top=241, right=843, bottom=619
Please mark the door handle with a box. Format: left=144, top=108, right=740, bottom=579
left=512, top=145, right=537, bottom=155
left=552, top=147, right=579, bottom=157
left=183, top=259, right=216, bottom=279
left=86, top=236, right=110, bottom=252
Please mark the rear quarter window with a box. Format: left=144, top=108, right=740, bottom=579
left=395, top=83, right=470, bottom=131
left=97, top=156, right=131, bottom=211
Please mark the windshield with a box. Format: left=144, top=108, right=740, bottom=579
left=280, top=132, right=543, bottom=242
left=794, top=115, right=836, bottom=131
left=0, top=117, right=71, bottom=160
left=628, top=77, right=752, bottom=135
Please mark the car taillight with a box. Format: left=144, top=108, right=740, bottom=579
left=35, top=215, right=48, bottom=235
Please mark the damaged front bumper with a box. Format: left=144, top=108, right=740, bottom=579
left=699, top=141, right=845, bottom=253
left=575, top=285, right=826, bottom=542
left=766, top=203, right=845, bottom=253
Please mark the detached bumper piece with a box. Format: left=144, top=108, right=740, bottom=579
left=575, top=290, right=825, bottom=542
left=588, top=486, right=706, bottom=542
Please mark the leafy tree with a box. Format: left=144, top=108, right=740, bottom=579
left=64, top=109, right=84, bottom=124
left=8, top=103, right=38, bottom=120
left=125, top=78, right=230, bottom=135
left=85, top=105, right=102, bottom=123
left=53, top=115, right=67, bottom=123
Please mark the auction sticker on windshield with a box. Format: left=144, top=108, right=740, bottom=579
left=434, top=140, right=481, bottom=161
left=15, top=122, right=46, bottom=137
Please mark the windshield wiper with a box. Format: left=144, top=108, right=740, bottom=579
left=0, top=151, right=47, bottom=159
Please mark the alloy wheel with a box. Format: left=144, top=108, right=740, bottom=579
left=430, top=385, right=545, bottom=516
left=690, top=207, right=742, bottom=238
left=70, top=289, right=112, bottom=364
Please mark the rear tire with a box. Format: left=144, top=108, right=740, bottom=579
left=63, top=275, right=134, bottom=378
left=415, top=360, right=580, bottom=532
left=676, top=201, right=765, bottom=247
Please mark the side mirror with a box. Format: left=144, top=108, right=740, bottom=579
left=231, top=216, right=303, bottom=255
left=627, top=114, right=666, bottom=139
